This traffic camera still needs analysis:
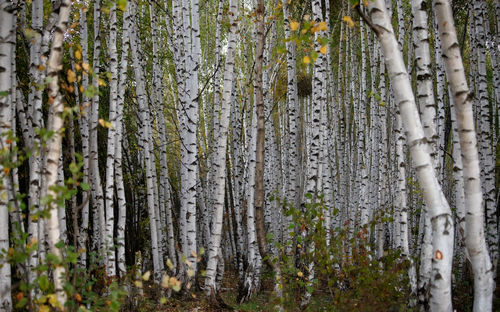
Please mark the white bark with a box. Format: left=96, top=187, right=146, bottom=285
left=90, top=0, right=106, bottom=254
left=472, top=0, right=498, bottom=271
left=129, top=0, right=162, bottom=281
left=173, top=0, right=200, bottom=279
left=115, top=1, right=131, bottom=278
left=0, top=1, right=15, bottom=310
left=366, top=1, right=454, bottom=310
left=43, top=0, right=72, bottom=306
left=77, top=3, right=90, bottom=269
left=204, top=0, right=238, bottom=294
left=282, top=0, right=300, bottom=245
left=434, top=1, right=494, bottom=310
left=104, top=2, right=118, bottom=278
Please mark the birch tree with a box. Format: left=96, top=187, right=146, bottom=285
left=42, top=0, right=72, bottom=306
left=205, top=0, right=239, bottom=295
left=129, top=1, right=163, bottom=281
left=434, top=0, right=494, bottom=309
left=173, top=0, right=201, bottom=280
left=472, top=0, right=498, bottom=270
left=115, top=1, right=131, bottom=278
left=0, top=1, right=15, bottom=310
left=89, top=0, right=105, bottom=254
left=104, top=2, right=118, bottom=278
left=361, top=1, right=454, bottom=310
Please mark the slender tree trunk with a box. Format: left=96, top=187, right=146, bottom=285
left=43, top=0, right=73, bottom=306
left=204, top=0, right=239, bottom=296
left=254, top=0, right=273, bottom=274
left=115, top=1, right=131, bottom=278
left=129, top=0, right=163, bottom=281
left=434, top=0, right=494, bottom=310
left=103, top=2, right=119, bottom=278
left=77, top=3, right=90, bottom=269
left=0, top=1, right=16, bottom=310
left=363, top=2, right=454, bottom=310
left=472, top=0, right=498, bottom=272
left=90, top=0, right=106, bottom=255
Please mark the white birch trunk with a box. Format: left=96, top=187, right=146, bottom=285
left=365, top=2, right=454, bottom=310
left=434, top=1, right=494, bottom=309
left=282, top=0, right=300, bottom=246
left=115, top=1, right=131, bottom=278
left=43, top=0, right=72, bottom=305
left=77, top=3, right=90, bottom=269
left=204, top=0, right=238, bottom=294
left=472, top=0, right=498, bottom=271
left=0, top=1, right=15, bottom=309
left=103, top=2, right=118, bottom=278
left=129, top=1, right=162, bottom=281
left=90, top=0, right=106, bottom=254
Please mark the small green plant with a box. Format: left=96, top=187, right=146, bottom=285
left=269, top=193, right=414, bottom=311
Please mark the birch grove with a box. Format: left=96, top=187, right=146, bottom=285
left=0, top=0, right=498, bottom=311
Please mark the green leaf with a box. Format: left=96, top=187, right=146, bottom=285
left=15, top=298, right=28, bottom=309
left=39, top=275, right=50, bottom=291
left=0, top=91, right=9, bottom=98
left=80, top=182, right=90, bottom=191
left=69, top=162, right=79, bottom=174
left=117, top=0, right=127, bottom=11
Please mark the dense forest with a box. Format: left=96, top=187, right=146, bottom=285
left=0, top=0, right=498, bottom=311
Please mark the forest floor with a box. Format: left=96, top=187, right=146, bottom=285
left=120, top=264, right=329, bottom=311
left=128, top=268, right=278, bottom=312
left=119, top=263, right=500, bottom=311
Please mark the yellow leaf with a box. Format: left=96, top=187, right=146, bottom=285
left=38, top=305, right=50, bottom=312
left=67, top=69, right=76, bottom=83
left=343, top=16, right=355, bottom=28
left=320, top=45, right=327, bottom=54
left=161, top=274, right=170, bottom=288
left=134, top=280, right=143, bottom=288
left=142, top=271, right=150, bottom=281
left=166, top=258, right=174, bottom=270
left=98, top=118, right=113, bottom=128
left=297, top=271, right=303, bottom=278
left=187, top=269, right=195, bottom=277
left=47, top=294, right=60, bottom=308
left=169, top=277, right=181, bottom=292
left=317, top=21, right=327, bottom=31
left=82, top=63, right=90, bottom=71
left=74, top=50, right=82, bottom=60
left=290, top=20, right=300, bottom=31
left=74, top=63, right=81, bottom=71
left=303, top=56, right=311, bottom=64
left=300, top=29, right=307, bottom=35
left=98, top=78, right=106, bottom=86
